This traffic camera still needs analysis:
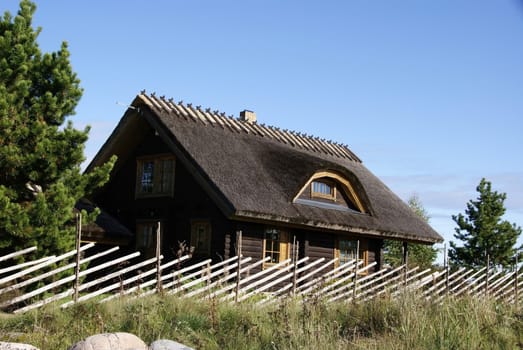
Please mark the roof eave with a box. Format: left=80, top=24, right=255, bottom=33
left=230, top=211, right=443, bottom=244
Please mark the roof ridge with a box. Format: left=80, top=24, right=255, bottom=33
left=138, top=91, right=362, bottom=163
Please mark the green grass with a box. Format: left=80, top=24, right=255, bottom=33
left=0, top=293, right=522, bottom=349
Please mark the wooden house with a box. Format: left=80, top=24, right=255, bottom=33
left=84, top=93, right=443, bottom=272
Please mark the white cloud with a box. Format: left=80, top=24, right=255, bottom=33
left=381, top=172, right=523, bottom=215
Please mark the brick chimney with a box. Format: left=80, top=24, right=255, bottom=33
left=239, top=110, right=256, bottom=123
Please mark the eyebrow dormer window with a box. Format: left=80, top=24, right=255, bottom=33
left=294, top=171, right=369, bottom=214
left=311, top=180, right=335, bottom=200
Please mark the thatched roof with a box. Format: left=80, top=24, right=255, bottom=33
left=88, top=93, right=443, bottom=244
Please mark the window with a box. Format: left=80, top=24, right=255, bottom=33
left=336, top=239, right=367, bottom=267
left=294, top=171, right=368, bottom=213
left=136, top=222, right=161, bottom=258
left=136, top=155, right=175, bottom=197
left=191, top=220, right=211, bottom=256
left=263, top=228, right=289, bottom=266
left=311, top=180, right=336, bottom=200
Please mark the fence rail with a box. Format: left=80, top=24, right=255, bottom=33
left=0, top=245, right=521, bottom=314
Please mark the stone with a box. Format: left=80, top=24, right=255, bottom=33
left=0, top=342, right=39, bottom=350
left=149, top=339, right=194, bottom=350
left=68, top=332, right=147, bottom=350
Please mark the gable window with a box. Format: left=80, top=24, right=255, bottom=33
left=336, top=238, right=368, bottom=270
left=311, top=180, right=336, bottom=200
left=136, top=155, right=175, bottom=197
left=263, top=228, right=289, bottom=266
left=191, top=220, right=211, bottom=256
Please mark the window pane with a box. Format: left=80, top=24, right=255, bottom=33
left=161, top=159, right=174, bottom=193
left=339, top=239, right=358, bottom=264
left=264, top=229, right=286, bottom=265
left=312, top=180, right=334, bottom=198
left=136, top=156, right=175, bottom=196
left=141, top=161, right=154, bottom=193
left=137, top=224, right=155, bottom=249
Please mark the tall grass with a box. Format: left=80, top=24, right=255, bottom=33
left=0, top=292, right=522, bottom=349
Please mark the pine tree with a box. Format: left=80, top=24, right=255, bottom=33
left=384, top=194, right=438, bottom=269
left=449, top=178, right=522, bottom=269
left=0, top=1, right=114, bottom=259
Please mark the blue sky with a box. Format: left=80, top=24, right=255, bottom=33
left=3, top=0, right=523, bottom=260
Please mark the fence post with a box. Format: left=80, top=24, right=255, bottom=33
left=199, top=261, right=211, bottom=295
left=515, top=253, right=519, bottom=310
left=206, top=261, right=212, bottom=288
left=353, top=240, right=360, bottom=301
left=73, top=212, right=82, bottom=303
left=403, top=241, right=408, bottom=288
left=292, top=237, right=299, bottom=296
left=235, top=230, right=242, bottom=303
left=444, top=243, right=449, bottom=297
left=485, top=254, right=490, bottom=298
left=156, top=221, right=162, bottom=294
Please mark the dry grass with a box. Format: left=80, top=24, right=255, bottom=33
left=0, top=292, right=522, bottom=349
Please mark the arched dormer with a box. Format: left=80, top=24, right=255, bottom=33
left=293, top=170, right=369, bottom=214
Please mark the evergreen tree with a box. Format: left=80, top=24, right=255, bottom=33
left=0, top=1, right=114, bottom=259
left=449, top=178, right=522, bottom=269
left=384, top=194, right=438, bottom=269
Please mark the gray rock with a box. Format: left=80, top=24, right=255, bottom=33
left=68, top=332, right=148, bottom=350
left=149, top=339, right=194, bottom=350
left=0, top=342, right=39, bottom=350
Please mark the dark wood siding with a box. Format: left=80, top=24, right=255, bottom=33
left=304, top=232, right=336, bottom=261
left=304, top=232, right=383, bottom=273
left=234, top=223, right=264, bottom=275
left=224, top=232, right=232, bottom=260
left=93, top=127, right=233, bottom=261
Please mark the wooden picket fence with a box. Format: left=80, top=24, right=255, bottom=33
left=0, top=243, right=521, bottom=314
